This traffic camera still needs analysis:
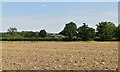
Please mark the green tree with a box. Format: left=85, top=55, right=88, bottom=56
left=115, top=24, right=120, bottom=40
left=21, top=31, right=36, bottom=38
left=77, top=23, right=95, bottom=41
left=96, top=22, right=116, bottom=40
left=7, top=27, right=17, bottom=35
left=59, top=22, right=77, bottom=38
left=39, top=29, right=47, bottom=37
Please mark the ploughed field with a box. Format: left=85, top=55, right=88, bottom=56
left=2, top=41, right=118, bottom=70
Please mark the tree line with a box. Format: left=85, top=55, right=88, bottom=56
left=60, top=21, right=119, bottom=41
left=1, top=21, right=120, bottom=41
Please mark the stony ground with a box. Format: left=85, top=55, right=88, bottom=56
left=1, top=41, right=118, bottom=70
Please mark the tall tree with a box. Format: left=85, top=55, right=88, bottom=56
left=7, top=27, right=17, bottom=35
left=96, top=22, right=116, bottom=40
left=77, top=23, right=95, bottom=40
left=39, top=29, right=47, bottom=37
left=59, top=22, right=77, bottom=38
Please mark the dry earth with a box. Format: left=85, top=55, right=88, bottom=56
left=1, top=41, right=118, bottom=70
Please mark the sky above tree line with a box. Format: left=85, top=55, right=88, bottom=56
left=1, top=2, right=118, bottom=33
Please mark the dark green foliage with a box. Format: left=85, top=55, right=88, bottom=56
left=1, top=21, right=118, bottom=41
left=77, top=23, right=95, bottom=41
left=115, top=24, right=120, bottom=40
left=39, top=29, right=47, bottom=37
left=1, top=37, right=63, bottom=41
left=59, top=22, right=77, bottom=39
left=96, top=22, right=116, bottom=41
left=0, top=33, right=2, bottom=37
left=21, top=31, right=37, bottom=38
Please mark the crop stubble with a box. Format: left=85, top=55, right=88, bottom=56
left=1, top=41, right=118, bottom=70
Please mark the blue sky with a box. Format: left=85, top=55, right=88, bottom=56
left=1, top=2, right=118, bottom=33
left=1, top=0, right=119, bottom=2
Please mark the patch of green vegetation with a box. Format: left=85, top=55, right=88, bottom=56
left=1, top=21, right=119, bottom=41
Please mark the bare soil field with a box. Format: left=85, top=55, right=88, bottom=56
left=1, top=41, right=118, bottom=70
